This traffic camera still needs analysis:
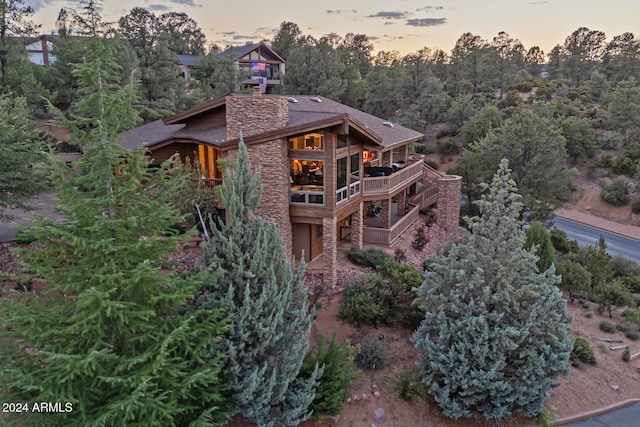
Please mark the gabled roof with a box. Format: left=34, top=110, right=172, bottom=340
left=117, top=94, right=423, bottom=151
left=177, top=54, right=202, bottom=67
left=216, top=41, right=285, bottom=63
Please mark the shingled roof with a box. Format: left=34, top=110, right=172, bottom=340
left=117, top=94, right=423, bottom=151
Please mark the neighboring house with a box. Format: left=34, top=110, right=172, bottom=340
left=118, top=89, right=461, bottom=287
left=21, top=34, right=57, bottom=66
left=178, top=41, right=285, bottom=93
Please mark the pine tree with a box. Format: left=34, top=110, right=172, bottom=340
left=0, top=36, right=231, bottom=427
left=413, top=159, right=573, bottom=421
left=0, top=94, right=47, bottom=220
left=196, top=139, right=320, bottom=427
left=525, top=221, right=557, bottom=272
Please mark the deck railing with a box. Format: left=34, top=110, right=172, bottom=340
left=362, top=160, right=423, bottom=196
left=363, top=204, right=421, bottom=245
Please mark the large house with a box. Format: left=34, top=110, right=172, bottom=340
left=118, top=89, right=461, bottom=287
left=179, top=41, right=285, bottom=93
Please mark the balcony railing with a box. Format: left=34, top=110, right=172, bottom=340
left=362, top=160, right=423, bottom=196
left=363, top=204, right=421, bottom=245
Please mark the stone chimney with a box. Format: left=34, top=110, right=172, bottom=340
left=225, top=92, right=289, bottom=141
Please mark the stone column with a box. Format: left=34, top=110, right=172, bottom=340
left=380, top=199, right=391, bottom=229
left=396, top=191, right=406, bottom=216
left=323, top=217, right=338, bottom=289
left=381, top=151, right=392, bottom=168
left=437, top=175, right=462, bottom=232
left=351, top=202, right=363, bottom=250
left=400, top=144, right=409, bottom=162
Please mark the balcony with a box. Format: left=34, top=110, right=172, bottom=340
left=363, top=203, right=421, bottom=245
left=362, top=159, right=423, bottom=196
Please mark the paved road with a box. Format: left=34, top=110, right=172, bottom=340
left=552, top=217, right=640, bottom=264
left=562, top=401, right=640, bottom=427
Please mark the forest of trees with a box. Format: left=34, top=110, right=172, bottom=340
left=2, top=0, right=640, bottom=219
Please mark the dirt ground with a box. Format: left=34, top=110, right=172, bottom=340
left=302, top=214, right=640, bottom=427
left=568, top=156, right=640, bottom=226
left=304, top=289, right=640, bottom=427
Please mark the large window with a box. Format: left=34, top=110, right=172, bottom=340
left=289, top=133, right=323, bottom=151
left=336, top=156, right=348, bottom=204
left=350, top=152, right=361, bottom=196
left=290, top=159, right=324, bottom=205
left=197, top=145, right=222, bottom=185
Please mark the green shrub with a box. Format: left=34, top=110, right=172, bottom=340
left=339, top=260, right=424, bottom=328
left=536, top=409, right=553, bottom=427
left=599, top=320, right=616, bottom=333
left=622, top=347, right=631, bottom=362
left=611, top=256, right=640, bottom=278
left=436, top=138, right=460, bottom=156
left=338, top=275, right=386, bottom=326
left=300, top=333, right=360, bottom=417
left=632, top=198, right=640, bottom=215
left=550, top=228, right=579, bottom=254
left=612, top=155, right=636, bottom=176
left=600, top=178, right=630, bottom=206
left=14, top=229, right=37, bottom=244
left=623, top=309, right=640, bottom=326
left=412, top=224, right=429, bottom=251
left=436, top=127, right=458, bottom=138
left=393, top=369, right=426, bottom=402
left=393, top=248, right=406, bottom=263
left=355, top=336, right=386, bottom=369
left=625, top=330, right=639, bottom=341
left=516, top=81, right=534, bottom=93
left=346, top=248, right=391, bottom=269
left=615, top=323, right=630, bottom=333
left=598, top=131, right=624, bottom=150
left=424, top=159, right=439, bottom=170
left=570, top=337, right=596, bottom=367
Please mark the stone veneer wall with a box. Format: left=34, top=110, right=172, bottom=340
left=323, top=217, right=337, bottom=289
left=437, top=175, right=462, bottom=232
left=226, top=94, right=289, bottom=141
left=351, top=202, right=364, bottom=250
left=223, top=92, right=292, bottom=259
left=381, top=151, right=392, bottom=168
left=225, top=139, right=293, bottom=259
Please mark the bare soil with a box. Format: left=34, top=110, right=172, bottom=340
left=304, top=289, right=640, bottom=427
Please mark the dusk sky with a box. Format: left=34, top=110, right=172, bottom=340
left=26, top=0, right=640, bottom=55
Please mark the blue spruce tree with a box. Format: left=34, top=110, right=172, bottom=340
left=197, top=139, right=320, bottom=427
left=413, top=159, right=572, bottom=421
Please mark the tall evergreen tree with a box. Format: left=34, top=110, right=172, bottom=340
left=0, top=94, right=47, bottom=219
left=413, top=159, right=572, bottom=421
left=196, top=139, right=320, bottom=427
left=0, top=35, right=231, bottom=427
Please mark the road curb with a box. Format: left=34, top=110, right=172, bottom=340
left=553, top=398, right=640, bottom=426
left=554, top=211, right=640, bottom=244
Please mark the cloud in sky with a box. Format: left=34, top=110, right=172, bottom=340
left=147, top=4, right=170, bottom=11
left=169, top=0, right=201, bottom=6
left=416, top=6, right=445, bottom=12
left=368, top=11, right=408, bottom=20
left=406, top=18, right=446, bottom=27
left=326, top=10, right=358, bottom=15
